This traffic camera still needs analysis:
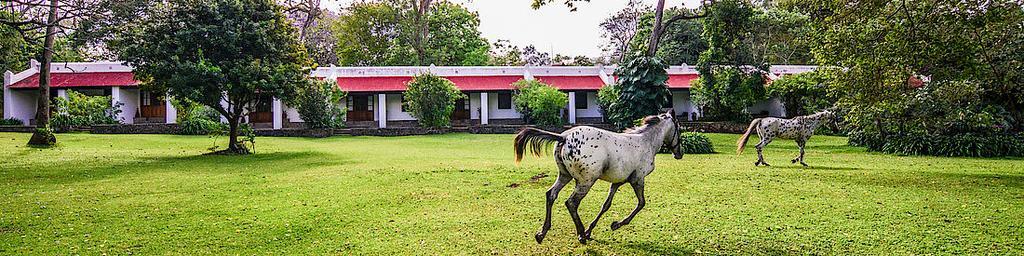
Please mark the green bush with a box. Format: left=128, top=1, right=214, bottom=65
left=679, top=132, right=715, bottom=154
left=767, top=70, right=837, bottom=117
left=513, top=79, right=568, bottom=126
left=50, top=91, right=122, bottom=131
left=596, top=85, right=619, bottom=119
left=403, top=73, right=465, bottom=128
left=691, top=67, right=767, bottom=122
left=0, top=118, right=23, bottom=126
left=294, top=79, right=347, bottom=129
left=176, top=100, right=227, bottom=135
left=607, top=56, right=672, bottom=129
left=855, top=132, right=1024, bottom=157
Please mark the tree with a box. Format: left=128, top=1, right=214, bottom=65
left=487, top=39, right=524, bottom=66
left=281, top=0, right=338, bottom=65
left=116, top=0, right=311, bottom=154
left=692, top=0, right=768, bottom=121
left=599, top=0, right=647, bottom=63
left=628, top=7, right=707, bottom=65
left=331, top=0, right=489, bottom=66
left=512, top=79, right=567, bottom=126
left=521, top=45, right=551, bottom=66
left=403, top=73, right=464, bottom=128
left=292, top=79, right=346, bottom=129
left=0, top=0, right=102, bottom=146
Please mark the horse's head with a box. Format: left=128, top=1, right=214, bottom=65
left=660, top=109, right=683, bottom=160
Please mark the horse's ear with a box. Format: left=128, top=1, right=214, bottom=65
left=666, top=109, right=676, bottom=118
left=643, top=116, right=661, bottom=125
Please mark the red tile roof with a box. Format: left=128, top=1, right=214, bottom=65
left=336, top=76, right=412, bottom=92
left=535, top=76, right=606, bottom=90
left=667, top=74, right=699, bottom=89
left=445, top=76, right=523, bottom=91
left=9, top=72, right=139, bottom=89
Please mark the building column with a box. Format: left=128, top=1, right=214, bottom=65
left=57, top=89, right=68, bottom=99
left=567, top=91, right=577, bottom=124
left=165, top=96, right=177, bottom=124
left=220, top=97, right=229, bottom=123
left=480, top=92, right=489, bottom=125
left=3, top=71, right=11, bottom=120
left=272, top=97, right=283, bottom=130
left=377, top=93, right=387, bottom=128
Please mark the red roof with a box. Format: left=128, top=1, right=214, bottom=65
left=9, top=72, right=139, bottom=89
left=446, top=76, right=523, bottom=91
left=535, top=76, right=606, bottom=90
left=337, top=76, right=412, bottom=92
left=667, top=74, right=698, bottom=89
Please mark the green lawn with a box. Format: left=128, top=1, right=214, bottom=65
left=0, top=132, right=1022, bottom=255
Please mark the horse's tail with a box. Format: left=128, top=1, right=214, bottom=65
left=514, top=127, right=566, bottom=163
left=737, top=118, right=762, bottom=154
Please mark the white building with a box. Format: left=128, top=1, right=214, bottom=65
left=3, top=61, right=817, bottom=129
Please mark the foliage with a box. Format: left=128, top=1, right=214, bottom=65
left=487, top=39, right=524, bottom=66
left=746, top=7, right=813, bottom=65
left=693, top=0, right=767, bottom=122
left=0, top=118, right=24, bottom=126
left=512, top=79, right=568, bottom=126
left=679, top=132, right=715, bottom=154
left=767, top=70, right=836, bottom=117
left=629, top=7, right=706, bottom=65
left=0, top=11, right=33, bottom=74
left=599, top=0, right=647, bottom=62
left=331, top=1, right=489, bottom=66
left=293, top=79, right=347, bottom=129
left=606, top=56, right=672, bottom=129
left=691, top=68, right=767, bottom=122
left=116, top=0, right=311, bottom=154
left=403, top=73, right=464, bottom=128
left=49, top=91, right=122, bottom=131
left=596, top=84, right=620, bottom=119
left=851, top=131, right=1024, bottom=157
left=176, top=100, right=227, bottom=136
left=786, top=0, right=1024, bottom=153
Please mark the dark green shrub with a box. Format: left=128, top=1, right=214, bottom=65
left=607, top=56, right=672, bottom=129
left=691, top=67, right=767, bottom=122
left=50, top=91, right=122, bottom=132
left=0, top=118, right=23, bottom=126
left=294, top=79, right=347, bottom=129
left=513, top=79, right=568, bottom=126
left=861, top=132, right=1024, bottom=157
left=177, top=101, right=227, bottom=135
left=404, top=73, right=465, bottom=128
left=596, top=85, right=619, bottom=119
left=679, top=132, right=715, bottom=154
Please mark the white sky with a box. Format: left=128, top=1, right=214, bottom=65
left=320, top=0, right=702, bottom=57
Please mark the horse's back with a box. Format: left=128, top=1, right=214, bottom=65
left=558, top=126, right=647, bottom=183
left=758, top=117, right=812, bottom=140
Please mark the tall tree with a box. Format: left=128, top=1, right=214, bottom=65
left=116, top=0, right=311, bottom=154
left=628, top=7, right=707, bottom=65
left=280, top=0, right=338, bottom=65
left=0, top=0, right=102, bottom=146
left=599, top=0, right=647, bottom=63
left=331, top=0, right=488, bottom=66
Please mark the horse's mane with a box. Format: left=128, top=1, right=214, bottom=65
left=623, top=116, right=661, bottom=134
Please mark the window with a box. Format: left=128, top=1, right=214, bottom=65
left=497, top=92, right=512, bottom=110
left=574, top=93, right=589, bottom=109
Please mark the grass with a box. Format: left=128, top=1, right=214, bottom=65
left=0, top=132, right=1022, bottom=255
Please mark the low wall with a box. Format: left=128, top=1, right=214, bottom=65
left=256, top=128, right=333, bottom=138
left=91, top=124, right=179, bottom=134
left=678, top=121, right=748, bottom=134
left=0, top=125, right=37, bottom=133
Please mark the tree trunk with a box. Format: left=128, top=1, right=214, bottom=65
left=411, top=0, right=432, bottom=65
left=646, top=0, right=667, bottom=57
left=27, top=0, right=59, bottom=146
left=225, top=116, right=249, bottom=155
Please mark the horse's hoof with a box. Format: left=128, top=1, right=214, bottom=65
left=754, top=162, right=760, bottom=166
left=610, top=221, right=623, bottom=231
left=763, top=162, right=771, bottom=167
left=791, top=159, right=797, bottom=163
left=534, top=232, right=545, bottom=244
left=800, top=162, right=808, bottom=167
left=578, top=236, right=588, bottom=244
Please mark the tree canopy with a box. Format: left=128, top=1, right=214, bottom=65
left=116, top=0, right=312, bottom=154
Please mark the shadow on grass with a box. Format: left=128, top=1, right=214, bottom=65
left=10, top=151, right=352, bottom=186
left=770, top=165, right=864, bottom=171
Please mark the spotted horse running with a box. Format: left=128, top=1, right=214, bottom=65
left=737, top=110, right=836, bottom=166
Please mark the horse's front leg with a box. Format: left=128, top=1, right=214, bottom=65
left=535, top=171, right=572, bottom=244
left=796, top=139, right=808, bottom=166
left=611, top=179, right=645, bottom=231
left=565, top=181, right=594, bottom=244
left=583, top=182, right=624, bottom=241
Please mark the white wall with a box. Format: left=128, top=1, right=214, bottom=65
left=115, top=88, right=140, bottom=124
left=385, top=93, right=415, bottom=121
left=284, top=104, right=303, bottom=123
left=747, top=96, right=787, bottom=117
left=486, top=92, right=521, bottom=119
left=671, top=90, right=700, bottom=121
left=469, top=92, right=481, bottom=120
left=575, top=92, right=602, bottom=118
left=5, top=90, right=37, bottom=124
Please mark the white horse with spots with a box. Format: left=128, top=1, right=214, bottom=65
left=737, top=110, right=836, bottom=166
left=514, top=110, right=683, bottom=244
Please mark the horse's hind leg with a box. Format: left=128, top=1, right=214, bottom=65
left=794, top=139, right=808, bottom=166
left=565, top=181, right=594, bottom=244
left=583, top=182, right=624, bottom=241
left=755, top=137, right=772, bottom=166
left=611, top=178, right=645, bottom=231
left=535, top=170, right=572, bottom=244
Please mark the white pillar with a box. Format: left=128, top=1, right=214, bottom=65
left=165, top=96, right=177, bottom=124
left=57, top=89, right=68, bottom=99
left=377, top=93, right=387, bottom=128
left=480, top=92, right=489, bottom=125
left=567, top=91, right=577, bottom=124
left=111, top=86, right=122, bottom=123
left=3, top=71, right=11, bottom=120
left=272, top=97, right=283, bottom=130
left=220, top=97, right=229, bottom=123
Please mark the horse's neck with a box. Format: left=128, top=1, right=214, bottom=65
left=637, top=123, right=670, bottom=151
left=801, top=115, right=824, bottom=128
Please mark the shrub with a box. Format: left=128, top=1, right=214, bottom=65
left=0, top=118, right=23, bottom=126
left=403, top=73, right=465, bottom=128
left=596, top=85, right=619, bottom=119
left=855, top=131, right=1024, bottom=157
left=767, top=70, right=837, bottom=117
left=513, top=79, right=568, bottom=126
left=50, top=91, right=122, bottom=131
left=679, top=132, right=715, bottom=154
left=176, top=100, right=227, bottom=135
left=607, top=56, right=672, bottom=129
left=294, top=79, right=347, bottom=129
left=691, top=67, right=767, bottom=122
